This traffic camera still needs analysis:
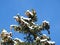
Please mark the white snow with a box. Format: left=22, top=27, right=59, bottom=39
left=13, top=16, right=18, bottom=19
left=47, top=41, right=55, bottom=44
left=2, top=29, right=8, bottom=33
left=13, top=13, right=20, bottom=18
left=21, top=16, right=31, bottom=21
left=43, top=20, right=49, bottom=24
left=40, top=39, right=47, bottom=42
left=43, top=34, right=47, bottom=36
left=14, top=41, right=17, bottom=45
left=32, top=22, right=35, bottom=25
left=36, top=36, right=40, bottom=41
left=28, top=26, right=34, bottom=29
left=8, top=36, right=12, bottom=39
left=10, top=25, right=18, bottom=27
left=21, top=19, right=29, bottom=25
left=14, top=38, right=24, bottom=42
left=26, top=10, right=33, bottom=16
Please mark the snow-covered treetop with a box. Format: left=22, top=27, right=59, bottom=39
left=1, top=29, right=8, bottom=35
left=25, top=10, right=33, bottom=16
left=43, top=20, right=49, bottom=24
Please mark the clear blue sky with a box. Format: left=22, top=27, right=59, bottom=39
left=0, top=0, right=60, bottom=45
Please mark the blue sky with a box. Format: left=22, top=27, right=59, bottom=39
left=0, top=0, right=60, bottom=45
